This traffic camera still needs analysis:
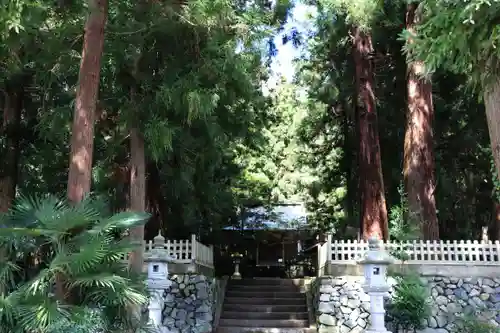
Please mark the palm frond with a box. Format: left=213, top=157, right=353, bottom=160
left=0, top=227, right=60, bottom=239
left=58, top=236, right=112, bottom=276
left=89, top=211, right=151, bottom=235
left=0, top=294, right=16, bottom=329
left=15, top=299, right=74, bottom=333
left=0, top=261, right=20, bottom=293
left=69, top=273, right=130, bottom=290
left=0, top=192, right=151, bottom=332
left=15, top=269, right=52, bottom=300
left=10, top=194, right=66, bottom=228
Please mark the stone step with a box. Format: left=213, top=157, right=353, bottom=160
left=223, top=304, right=308, bottom=313
left=219, top=319, right=309, bottom=328
left=219, top=279, right=312, bottom=333
left=217, top=327, right=316, bottom=333
left=224, top=297, right=306, bottom=305
left=221, top=311, right=309, bottom=320
left=227, top=284, right=300, bottom=292
left=226, top=291, right=303, bottom=298
left=230, top=278, right=300, bottom=286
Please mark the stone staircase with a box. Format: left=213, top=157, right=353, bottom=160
left=217, top=278, right=315, bottom=333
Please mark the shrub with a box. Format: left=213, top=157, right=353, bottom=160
left=386, top=272, right=430, bottom=333
left=455, top=315, right=500, bottom=333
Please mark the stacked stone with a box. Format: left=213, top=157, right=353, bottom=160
left=426, top=277, right=500, bottom=332
left=313, top=276, right=380, bottom=333
left=312, top=276, right=500, bottom=333
left=161, top=274, right=216, bottom=333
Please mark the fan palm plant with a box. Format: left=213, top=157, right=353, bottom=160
left=0, top=193, right=153, bottom=333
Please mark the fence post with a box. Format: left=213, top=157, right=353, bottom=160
left=191, top=234, right=197, bottom=262
left=326, top=233, right=333, bottom=262
left=209, top=244, right=214, bottom=266
left=317, top=243, right=322, bottom=277
left=326, top=233, right=333, bottom=275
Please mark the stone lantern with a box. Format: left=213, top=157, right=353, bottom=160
left=231, top=253, right=243, bottom=280
left=358, top=237, right=393, bottom=333
left=145, top=232, right=176, bottom=331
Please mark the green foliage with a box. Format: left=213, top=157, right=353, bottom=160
left=286, top=0, right=495, bottom=240
left=46, top=308, right=105, bottom=333
left=387, top=273, right=430, bottom=333
left=389, top=184, right=422, bottom=242
left=246, top=82, right=314, bottom=205
left=0, top=0, right=296, bottom=240
left=406, top=0, right=500, bottom=89
left=319, top=0, right=381, bottom=29
left=455, top=315, right=500, bottom=333
left=0, top=194, right=151, bottom=333
left=1, top=0, right=498, bottom=251
left=47, top=307, right=157, bottom=333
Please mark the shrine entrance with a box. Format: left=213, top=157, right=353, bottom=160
left=254, top=230, right=295, bottom=277
left=214, top=204, right=317, bottom=278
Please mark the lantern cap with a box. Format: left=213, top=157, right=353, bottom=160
left=358, top=236, right=393, bottom=265
left=153, top=231, right=165, bottom=248
left=368, top=236, right=380, bottom=249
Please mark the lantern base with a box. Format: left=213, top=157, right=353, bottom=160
left=231, top=272, right=242, bottom=280
left=365, top=329, right=389, bottom=333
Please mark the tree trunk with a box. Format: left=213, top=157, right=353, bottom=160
left=493, top=202, right=500, bottom=241
left=403, top=3, right=439, bottom=240
left=0, top=85, right=22, bottom=296
left=127, top=126, right=146, bottom=329
left=61, top=0, right=107, bottom=302
left=352, top=26, right=389, bottom=241
left=128, top=127, right=146, bottom=273
left=127, top=46, right=146, bottom=274
left=145, top=162, right=165, bottom=240
left=0, top=87, right=22, bottom=212
left=484, top=77, right=500, bottom=196
left=66, top=0, right=108, bottom=204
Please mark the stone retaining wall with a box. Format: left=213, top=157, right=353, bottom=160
left=312, top=275, right=500, bottom=333
left=162, top=274, right=221, bottom=333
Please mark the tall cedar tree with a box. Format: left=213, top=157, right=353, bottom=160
left=128, top=123, right=146, bottom=273
left=61, top=0, right=108, bottom=301
left=352, top=26, right=389, bottom=240
left=403, top=3, right=439, bottom=240
left=0, top=84, right=23, bottom=212
left=67, top=0, right=107, bottom=204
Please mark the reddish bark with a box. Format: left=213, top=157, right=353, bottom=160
left=491, top=201, right=500, bottom=241
left=145, top=162, right=165, bottom=239
left=0, top=85, right=22, bottom=295
left=127, top=48, right=147, bottom=275
left=484, top=77, right=500, bottom=221
left=403, top=3, right=439, bottom=240
left=128, top=127, right=146, bottom=273
left=352, top=26, right=389, bottom=241
left=61, top=0, right=107, bottom=302
left=66, top=0, right=108, bottom=204
left=0, top=87, right=22, bottom=212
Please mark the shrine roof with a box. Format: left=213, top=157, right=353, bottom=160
left=224, top=203, right=308, bottom=231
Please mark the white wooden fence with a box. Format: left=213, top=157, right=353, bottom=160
left=124, top=234, right=214, bottom=268
left=318, top=235, right=500, bottom=271
left=317, top=240, right=330, bottom=276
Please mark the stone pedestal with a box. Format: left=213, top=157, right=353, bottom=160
left=365, top=291, right=389, bottom=333
left=232, top=258, right=242, bottom=280
left=148, top=289, right=164, bottom=329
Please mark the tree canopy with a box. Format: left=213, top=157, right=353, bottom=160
left=1, top=0, right=499, bottom=248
